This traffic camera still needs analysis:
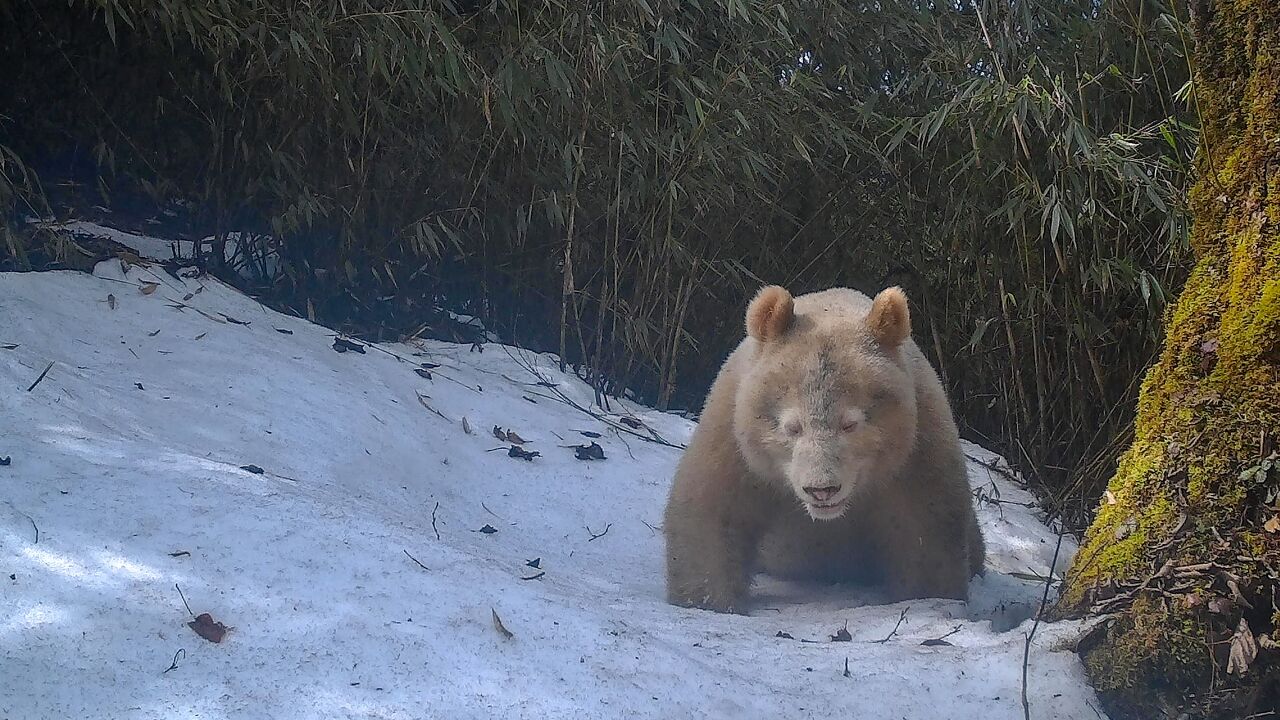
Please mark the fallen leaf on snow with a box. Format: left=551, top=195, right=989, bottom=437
left=0, top=456, right=10, bottom=466
left=572, top=442, right=606, bottom=461
left=492, top=426, right=529, bottom=444
left=241, top=464, right=265, bottom=474
left=333, top=337, right=366, bottom=353
left=461, top=416, right=473, bottom=435
left=830, top=622, right=851, bottom=642
left=274, top=327, right=293, bottom=335
left=414, top=368, right=433, bottom=379
left=107, top=294, right=117, bottom=310
left=507, top=446, right=539, bottom=461
left=140, top=282, right=159, bottom=295
left=477, top=524, right=498, bottom=534
left=188, top=612, right=229, bottom=643
left=775, top=631, right=794, bottom=640
left=491, top=608, right=514, bottom=640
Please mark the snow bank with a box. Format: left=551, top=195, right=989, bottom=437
left=0, top=225, right=1105, bottom=719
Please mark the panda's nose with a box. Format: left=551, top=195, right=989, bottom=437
left=803, top=486, right=840, bottom=503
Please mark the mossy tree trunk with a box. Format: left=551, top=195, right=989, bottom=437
left=1055, top=2, right=1280, bottom=717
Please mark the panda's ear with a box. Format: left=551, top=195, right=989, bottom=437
left=745, top=285, right=794, bottom=342
left=866, top=286, right=911, bottom=347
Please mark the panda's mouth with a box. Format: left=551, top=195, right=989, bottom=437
left=805, top=498, right=849, bottom=520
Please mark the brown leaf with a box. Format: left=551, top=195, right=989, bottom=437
left=188, top=612, right=228, bottom=643
left=1227, top=618, right=1257, bottom=676
left=619, top=417, right=643, bottom=429
left=1264, top=515, right=1280, bottom=534
left=492, top=426, right=529, bottom=444
left=333, top=337, right=365, bottom=353
left=573, top=442, right=606, bottom=461
left=507, top=446, right=539, bottom=461
left=461, top=416, right=473, bottom=435
left=491, top=608, right=514, bottom=640
left=107, top=294, right=117, bottom=310
left=1103, top=490, right=1117, bottom=505
left=140, top=282, right=159, bottom=295
left=830, top=622, right=851, bottom=642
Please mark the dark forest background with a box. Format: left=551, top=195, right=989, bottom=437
left=0, top=0, right=1194, bottom=531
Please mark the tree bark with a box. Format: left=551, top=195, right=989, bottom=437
left=1056, top=2, right=1280, bottom=718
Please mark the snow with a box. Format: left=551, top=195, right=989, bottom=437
left=1, top=224, right=1106, bottom=719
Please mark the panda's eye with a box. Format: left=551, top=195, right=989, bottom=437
left=840, top=417, right=859, bottom=432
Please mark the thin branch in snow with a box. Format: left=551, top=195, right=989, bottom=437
left=416, top=393, right=450, bottom=421
left=1022, top=527, right=1067, bottom=720
left=162, top=648, right=185, bottom=674
left=500, top=345, right=685, bottom=449
left=402, top=549, right=429, bottom=571
left=26, top=361, right=54, bottom=392
left=481, top=502, right=510, bottom=523
left=871, top=607, right=909, bottom=644
left=431, top=502, right=441, bottom=541
left=174, top=583, right=195, bottom=618
left=520, top=571, right=546, bottom=581
left=586, top=523, right=612, bottom=541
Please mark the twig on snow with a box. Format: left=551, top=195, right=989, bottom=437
left=174, top=583, right=195, bottom=618
left=403, top=549, right=429, bottom=571
left=26, top=362, right=54, bottom=392
left=431, top=502, right=441, bottom=541
left=871, top=607, right=909, bottom=644
left=586, top=523, right=612, bottom=542
left=162, top=648, right=186, bottom=674
left=1022, top=527, right=1067, bottom=720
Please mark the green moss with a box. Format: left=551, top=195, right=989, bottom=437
left=1057, top=2, right=1280, bottom=716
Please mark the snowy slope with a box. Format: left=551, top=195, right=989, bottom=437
left=0, top=227, right=1105, bottom=720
